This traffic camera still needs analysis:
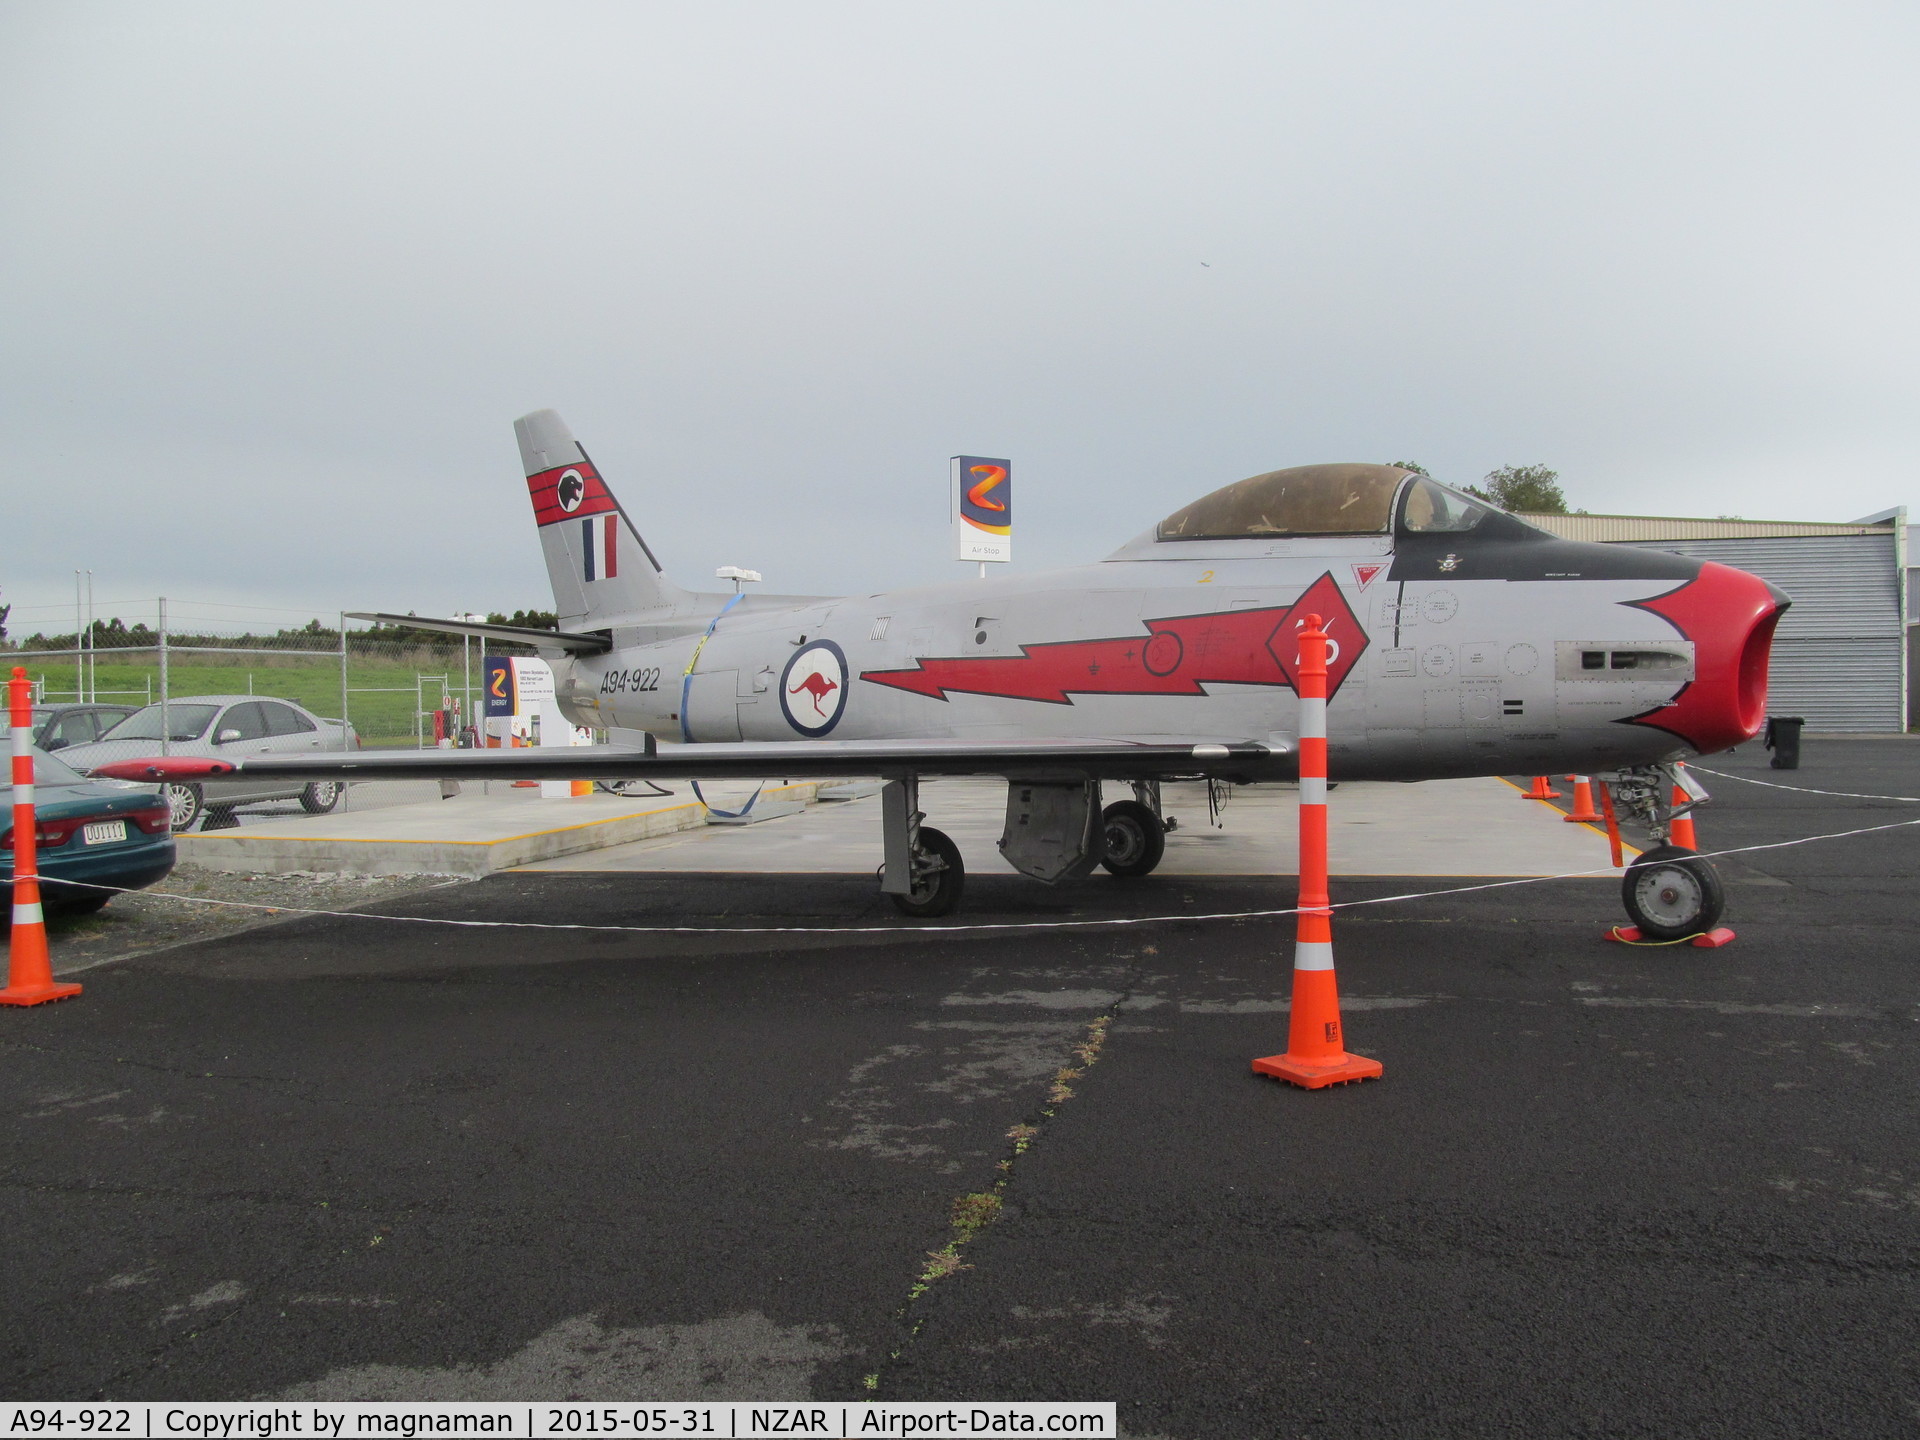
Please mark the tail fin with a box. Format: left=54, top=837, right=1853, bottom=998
left=515, top=409, right=695, bottom=626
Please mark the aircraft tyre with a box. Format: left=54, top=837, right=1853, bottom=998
left=301, top=781, right=345, bottom=814
left=890, top=826, right=965, bottom=918
left=1622, top=843, right=1726, bottom=940
left=163, top=782, right=204, bottom=833
left=1100, top=800, right=1166, bottom=878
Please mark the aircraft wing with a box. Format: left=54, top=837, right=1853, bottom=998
left=90, top=737, right=1292, bottom=786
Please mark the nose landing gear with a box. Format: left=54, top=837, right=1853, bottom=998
left=1602, top=765, right=1730, bottom=942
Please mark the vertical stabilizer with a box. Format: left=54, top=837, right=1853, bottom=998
left=515, top=409, right=695, bottom=627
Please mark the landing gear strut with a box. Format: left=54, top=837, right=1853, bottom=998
left=1603, top=764, right=1727, bottom=939
left=880, top=777, right=965, bottom=918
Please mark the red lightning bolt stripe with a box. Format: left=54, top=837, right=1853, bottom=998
left=860, top=573, right=1367, bottom=705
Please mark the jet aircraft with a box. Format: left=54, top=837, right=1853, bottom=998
left=98, top=411, right=1789, bottom=934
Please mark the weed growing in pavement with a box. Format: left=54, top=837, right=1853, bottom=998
left=864, top=1014, right=1117, bottom=1395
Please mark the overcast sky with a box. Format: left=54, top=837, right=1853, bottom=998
left=4, top=1, right=1916, bottom=636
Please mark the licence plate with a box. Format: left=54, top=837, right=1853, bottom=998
left=82, top=820, right=128, bottom=846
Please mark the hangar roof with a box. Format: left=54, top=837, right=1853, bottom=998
left=1516, top=512, right=1899, bottom=543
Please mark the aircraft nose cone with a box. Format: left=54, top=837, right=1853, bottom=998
left=1630, top=561, right=1789, bottom=753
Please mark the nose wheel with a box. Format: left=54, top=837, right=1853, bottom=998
left=1621, top=843, right=1727, bottom=940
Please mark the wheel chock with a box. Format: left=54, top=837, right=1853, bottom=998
left=1603, top=925, right=1737, bottom=948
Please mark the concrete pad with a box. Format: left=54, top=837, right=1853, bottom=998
left=175, top=781, right=827, bottom=877
left=514, top=776, right=1631, bottom=877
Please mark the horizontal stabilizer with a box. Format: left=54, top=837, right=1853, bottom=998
left=347, top=612, right=612, bottom=654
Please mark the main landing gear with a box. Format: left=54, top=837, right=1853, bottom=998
left=880, top=777, right=965, bottom=918
left=1099, top=782, right=1172, bottom=878
left=880, top=778, right=1176, bottom=918
left=1604, top=765, right=1727, bottom=940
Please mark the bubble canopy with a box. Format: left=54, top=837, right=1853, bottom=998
left=1155, top=464, right=1411, bottom=540
left=1152, top=464, right=1513, bottom=542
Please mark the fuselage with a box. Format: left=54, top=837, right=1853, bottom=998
left=556, top=503, right=1787, bottom=783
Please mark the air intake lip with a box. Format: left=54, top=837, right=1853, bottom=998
left=1622, top=562, right=1791, bottom=753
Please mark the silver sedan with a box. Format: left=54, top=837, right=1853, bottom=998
left=59, top=695, right=359, bottom=831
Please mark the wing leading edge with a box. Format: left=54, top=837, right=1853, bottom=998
left=91, top=738, right=1292, bottom=787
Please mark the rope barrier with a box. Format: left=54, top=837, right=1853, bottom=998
left=31, top=810, right=1920, bottom=937
left=1687, top=767, right=1920, bottom=805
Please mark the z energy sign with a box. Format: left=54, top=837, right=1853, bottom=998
left=953, top=456, right=1011, bottom=564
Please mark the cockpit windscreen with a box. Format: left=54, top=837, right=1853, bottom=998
left=1398, top=476, right=1496, bottom=534
left=1156, top=464, right=1407, bottom=541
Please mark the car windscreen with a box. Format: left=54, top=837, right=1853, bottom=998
left=100, top=703, right=220, bottom=742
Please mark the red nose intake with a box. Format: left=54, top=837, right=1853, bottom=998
left=89, top=757, right=237, bottom=781
left=1627, top=561, right=1789, bottom=753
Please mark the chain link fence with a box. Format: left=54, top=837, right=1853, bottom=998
left=3, top=597, right=544, bottom=828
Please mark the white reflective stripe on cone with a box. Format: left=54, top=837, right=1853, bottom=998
left=1293, top=940, right=1335, bottom=971
left=13, top=901, right=45, bottom=926
left=1298, top=696, right=1326, bottom=740
left=1298, top=775, right=1327, bottom=805
left=12, top=784, right=32, bottom=806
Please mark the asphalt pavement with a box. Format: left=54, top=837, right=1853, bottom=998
left=5, top=738, right=1918, bottom=1437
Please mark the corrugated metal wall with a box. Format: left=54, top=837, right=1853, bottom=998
left=1614, top=535, right=1905, bottom=732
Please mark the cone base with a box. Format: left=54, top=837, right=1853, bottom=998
left=1603, top=926, right=1736, bottom=949
left=0, top=980, right=83, bottom=1007
left=1563, top=810, right=1601, bottom=823
left=1252, top=1051, right=1384, bottom=1089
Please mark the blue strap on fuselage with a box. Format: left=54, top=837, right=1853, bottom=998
left=678, top=594, right=765, bottom=820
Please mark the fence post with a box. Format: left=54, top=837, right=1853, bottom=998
left=338, top=613, right=350, bottom=751
left=74, top=571, right=84, bottom=704
left=157, top=597, right=170, bottom=758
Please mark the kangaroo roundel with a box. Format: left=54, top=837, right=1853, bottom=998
left=780, top=640, right=849, bottom=737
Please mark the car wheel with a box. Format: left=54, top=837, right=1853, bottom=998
left=1622, top=844, right=1727, bottom=941
left=890, top=826, right=965, bottom=918
left=163, top=782, right=204, bottom=832
left=1099, top=800, right=1167, bottom=877
left=301, top=781, right=345, bottom=814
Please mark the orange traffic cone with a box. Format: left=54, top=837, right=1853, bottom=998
left=1252, top=908, right=1384, bottom=1089
left=3, top=667, right=81, bottom=1007
left=1252, top=615, right=1382, bottom=1090
left=1668, top=782, right=1698, bottom=850
left=1563, top=775, right=1602, bottom=823
left=1522, top=774, right=1562, bottom=800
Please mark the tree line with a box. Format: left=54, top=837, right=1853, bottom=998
left=0, top=609, right=559, bottom=652
left=1387, top=462, right=1578, bottom=515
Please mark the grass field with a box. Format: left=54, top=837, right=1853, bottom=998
left=17, top=651, right=484, bottom=748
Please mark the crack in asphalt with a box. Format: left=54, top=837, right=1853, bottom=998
left=858, top=947, right=1151, bottom=1397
